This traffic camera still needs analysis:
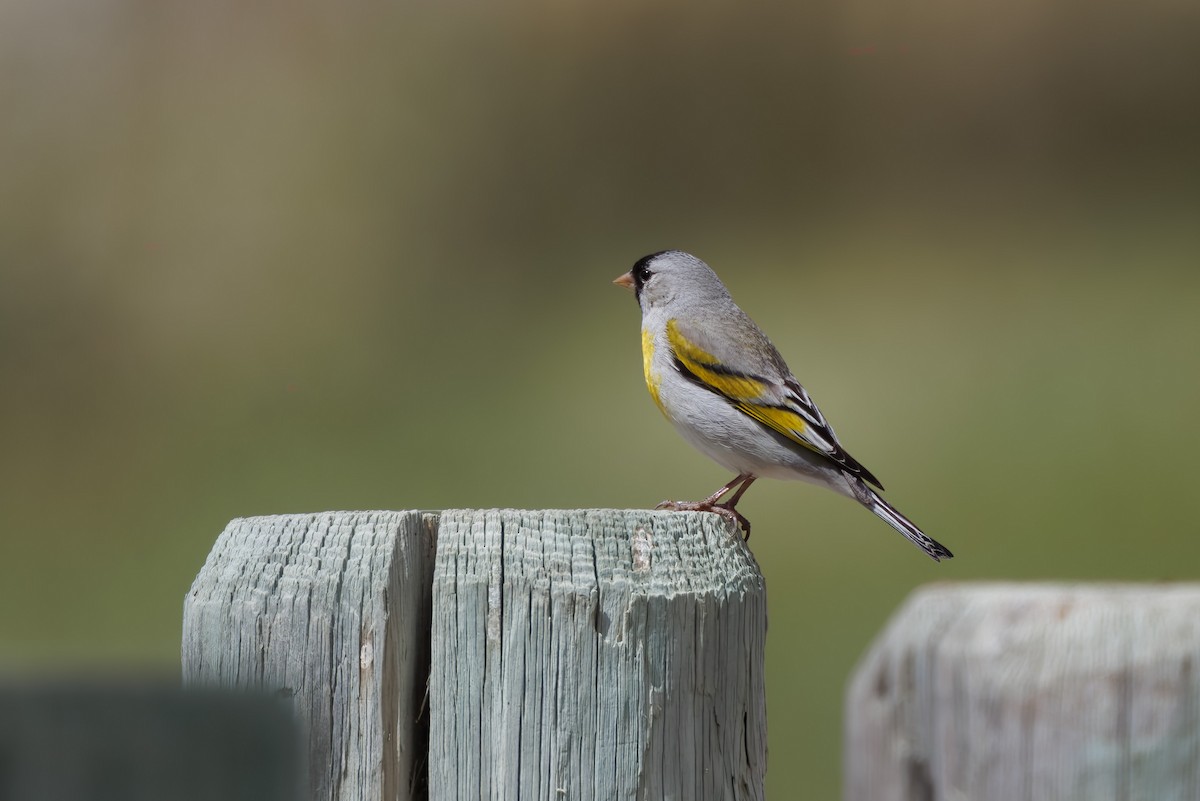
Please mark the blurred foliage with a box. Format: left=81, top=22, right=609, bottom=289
left=2, top=0, right=1199, bottom=796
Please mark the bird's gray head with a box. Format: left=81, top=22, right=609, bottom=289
left=613, top=250, right=731, bottom=311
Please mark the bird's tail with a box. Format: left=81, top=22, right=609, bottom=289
left=858, top=483, right=953, bottom=562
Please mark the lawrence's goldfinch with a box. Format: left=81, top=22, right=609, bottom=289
left=614, top=250, right=953, bottom=562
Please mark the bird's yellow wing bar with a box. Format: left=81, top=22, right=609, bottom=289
left=666, top=318, right=884, bottom=487
left=666, top=319, right=822, bottom=452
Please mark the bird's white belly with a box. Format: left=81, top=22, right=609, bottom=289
left=655, top=366, right=853, bottom=496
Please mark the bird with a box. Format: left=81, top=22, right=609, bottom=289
left=613, top=250, right=953, bottom=562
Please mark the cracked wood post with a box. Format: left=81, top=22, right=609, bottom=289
left=181, top=509, right=767, bottom=801
left=844, top=583, right=1200, bottom=801
left=429, top=509, right=767, bottom=801
left=182, top=511, right=438, bottom=801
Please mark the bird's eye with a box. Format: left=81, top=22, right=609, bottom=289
left=629, top=253, right=661, bottom=293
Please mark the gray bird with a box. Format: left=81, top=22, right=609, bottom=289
left=614, top=250, right=953, bottom=561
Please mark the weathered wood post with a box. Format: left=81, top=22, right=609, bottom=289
left=429, top=509, right=767, bottom=801
left=182, top=511, right=438, bottom=801
left=845, top=583, right=1200, bottom=801
left=182, top=509, right=767, bottom=801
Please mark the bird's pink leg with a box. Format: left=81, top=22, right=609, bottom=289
left=656, top=474, right=757, bottom=539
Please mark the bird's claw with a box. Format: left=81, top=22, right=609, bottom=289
left=653, top=499, right=751, bottom=541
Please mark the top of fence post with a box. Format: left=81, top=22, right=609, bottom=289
left=181, top=508, right=768, bottom=801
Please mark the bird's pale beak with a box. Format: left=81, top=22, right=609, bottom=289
left=613, top=272, right=635, bottom=290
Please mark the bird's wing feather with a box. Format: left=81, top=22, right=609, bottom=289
left=666, top=317, right=884, bottom=489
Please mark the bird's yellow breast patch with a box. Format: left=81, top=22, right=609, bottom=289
left=641, top=326, right=665, bottom=413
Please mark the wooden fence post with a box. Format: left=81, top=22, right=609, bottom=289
left=844, top=583, right=1200, bottom=801
left=182, top=511, right=437, bottom=801
left=182, top=509, right=767, bottom=801
left=429, top=509, right=767, bottom=801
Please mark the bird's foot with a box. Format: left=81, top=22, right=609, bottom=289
left=654, top=499, right=751, bottom=540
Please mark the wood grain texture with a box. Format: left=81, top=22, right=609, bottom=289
left=182, top=510, right=437, bottom=801
left=428, top=509, right=768, bottom=801
left=845, top=583, right=1200, bottom=801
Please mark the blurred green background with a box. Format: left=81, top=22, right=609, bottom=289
left=3, top=0, right=1199, bottom=796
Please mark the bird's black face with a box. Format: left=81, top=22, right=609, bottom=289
left=629, top=251, right=666, bottom=302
